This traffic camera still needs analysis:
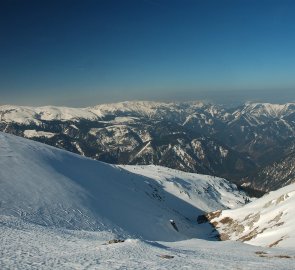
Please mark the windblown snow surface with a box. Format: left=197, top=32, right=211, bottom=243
left=0, top=132, right=294, bottom=269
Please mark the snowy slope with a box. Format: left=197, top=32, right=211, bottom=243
left=121, top=165, right=247, bottom=212
left=1, top=132, right=294, bottom=269
left=1, top=217, right=294, bottom=270
left=209, top=183, right=295, bottom=248
left=0, top=132, right=247, bottom=242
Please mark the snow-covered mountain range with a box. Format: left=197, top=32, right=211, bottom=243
left=1, top=132, right=294, bottom=269
left=1, top=101, right=294, bottom=191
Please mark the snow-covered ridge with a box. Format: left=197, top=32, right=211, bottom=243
left=0, top=105, right=99, bottom=124
left=0, top=101, right=294, bottom=125
left=208, top=183, right=295, bottom=248
left=0, top=101, right=207, bottom=124
left=0, top=132, right=247, bottom=242
left=90, top=100, right=205, bottom=114
left=237, top=102, right=295, bottom=118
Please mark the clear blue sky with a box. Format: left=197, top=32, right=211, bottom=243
left=0, top=0, right=295, bottom=106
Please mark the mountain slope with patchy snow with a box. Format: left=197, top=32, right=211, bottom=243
left=0, top=132, right=247, bottom=242
left=248, top=150, right=295, bottom=191
left=208, top=183, right=295, bottom=248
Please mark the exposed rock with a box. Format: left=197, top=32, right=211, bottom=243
left=107, top=239, right=125, bottom=244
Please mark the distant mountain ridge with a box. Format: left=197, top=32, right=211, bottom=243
left=1, top=101, right=294, bottom=191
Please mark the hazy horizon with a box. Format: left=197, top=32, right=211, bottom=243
left=1, top=0, right=295, bottom=107
left=1, top=88, right=294, bottom=108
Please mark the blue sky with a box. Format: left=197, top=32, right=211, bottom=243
left=0, top=0, right=295, bottom=106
